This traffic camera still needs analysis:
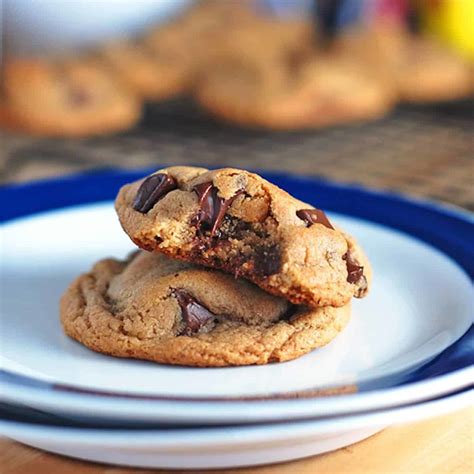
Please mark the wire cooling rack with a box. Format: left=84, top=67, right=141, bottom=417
left=1, top=99, right=472, bottom=210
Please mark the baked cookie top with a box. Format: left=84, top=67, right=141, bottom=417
left=115, top=166, right=371, bottom=308
left=60, top=251, right=350, bottom=367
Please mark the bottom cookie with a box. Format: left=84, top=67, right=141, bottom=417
left=60, top=252, right=350, bottom=367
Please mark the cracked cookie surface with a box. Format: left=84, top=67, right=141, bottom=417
left=60, top=252, right=350, bottom=367
left=115, top=166, right=371, bottom=308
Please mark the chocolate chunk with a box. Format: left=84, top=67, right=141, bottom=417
left=286, top=47, right=309, bottom=71
left=193, top=181, right=215, bottom=226
left=173, top=289, right=216, bottom=336
left=343, top=252, right=364, bottom=284
left=254, top=245, right=281, bottom=277
left=70, top=88, right=91, bottom=106
left=296, top=209, right=334, bottom=230
left=133, top=173, right=178, bottom=213
left=193, top=181, right=242, bottom=236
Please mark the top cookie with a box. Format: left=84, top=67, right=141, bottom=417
left=116, top=167, right=371, bottom=308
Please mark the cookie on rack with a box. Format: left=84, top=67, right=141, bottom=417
left=137, top=0, right=259, bottom=96
left=61, top=251, right=351, bottom=367
left=115, top=166, right=371, bottom=308
left=394, top=34, right=473, bottom=103
left=0, top=57, right=141, bottom=137
left=101, top=39, right=190, bottom=100
left=342, top=25, right=473, bottom=104
left=193, top=24, right=394, bottom=130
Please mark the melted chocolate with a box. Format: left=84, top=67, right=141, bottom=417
left=296, top=209, right=334, bottom=230
left=193, top=181, right=242, bottom=236
left=173, top=289, right=216, bottom=336
left=133, top=173, right=178, bottom=213
left=343, top=252, right=364, bottom=284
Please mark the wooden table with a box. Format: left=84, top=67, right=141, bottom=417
left=2, top=408, right=473, bottom=474
left=1, top=101, right=473, bottom=473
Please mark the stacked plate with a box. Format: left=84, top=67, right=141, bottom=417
left=1, top=170, right=472, bottom=469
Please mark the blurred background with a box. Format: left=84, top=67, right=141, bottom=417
left=1, top=0, right=473, bottom=209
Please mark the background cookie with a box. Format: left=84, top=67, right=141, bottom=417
left=194, top=21, right=394, bottom=130
left=343, top=25, right=473, bottom=104
left=100, top=39, right=189, bottom=100
left=141, top=0, right=259, bottom=95
left=395, top=35, right=473, bottom=103
left=1, top=57, right=141, bottom=137
left=60, top=251, right=351, bottom=367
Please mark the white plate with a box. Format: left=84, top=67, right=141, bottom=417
left=1, top=170, right=472, bottom=425
left=1, top=203, right=471, bottom=398
left=1, top=389, right=472, bottom=469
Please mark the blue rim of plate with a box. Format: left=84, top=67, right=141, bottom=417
left=0, top=168, right=472, bottom=401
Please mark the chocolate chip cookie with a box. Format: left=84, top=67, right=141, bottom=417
left=60, top=251, right=351, bottom=367
left=101, top=38, right=190, bottom=100
left=194, top=28, right=394, bottom=130
left=394, top=34, right=473, bottom=103
left=341, top=25, right=473, bottom=104
left=0, top=57, right=141, bottom=137
left=115, top=167, right=371, bottom=308
left=138, top=0, right=260, bottom=97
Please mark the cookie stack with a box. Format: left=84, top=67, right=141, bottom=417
left=60, top=166, right=371, bottom=367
